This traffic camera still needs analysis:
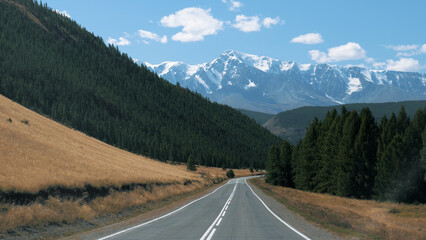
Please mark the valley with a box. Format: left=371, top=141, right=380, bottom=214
left=1, top=0, right=425, bottom=239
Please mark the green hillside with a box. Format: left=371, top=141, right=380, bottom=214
left=238, top=109, right=274, bottom=125
left=265, top=101, right=426, bottom=144
left=0, top=0, right=280, bottom=169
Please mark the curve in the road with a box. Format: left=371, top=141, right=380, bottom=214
left=96, top=177, right=313, bottom=240
left=97, top=181, right=230, bottom=240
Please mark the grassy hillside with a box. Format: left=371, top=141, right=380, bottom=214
left=0, top=95, right=198, bottom=192
left=238, top=109, right=275, bottom=125
left=265, top=101, right=426, bottom=143
left=0, top=0, right=279, bottom=169
left=0, top=94, right=255, bottom=235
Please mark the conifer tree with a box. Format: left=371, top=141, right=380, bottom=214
left=279, top=141, right=294, bottom=187
left=314, top=114, right=340, bottom=193
left=374, top=134, right=405, bottom=200
left=293, top=117, right=321, bottom=191
left=186, top=155, right=197, bottom=171
left=336, top=111, right=360, bottom=197
left=354, top=108, right=378, bottom=198
left=266, top=146, right=281, bottom=185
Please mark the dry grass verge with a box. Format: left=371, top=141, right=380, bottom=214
left=0, top=94, right=255, bottom=237
left=0, top=182, right=204, bottom=232
left=250, top=178, right=426, bottom=240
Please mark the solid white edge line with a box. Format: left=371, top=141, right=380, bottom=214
left=200, top=183, right=237, bottom=240
left=206, top=228, right=216, bottom=240
left=246, top=180, right=311, bottom=240
left=96, top=180, right=231, bottom=240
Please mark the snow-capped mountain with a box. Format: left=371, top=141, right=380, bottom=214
left=146, top=50, right=426, bottom=114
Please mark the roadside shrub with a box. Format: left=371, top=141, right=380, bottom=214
left=186, top=155, right=197, bottom=171
left=226, top=169, right=235, bottom=178
left=389, top=208, right=400, bottom=214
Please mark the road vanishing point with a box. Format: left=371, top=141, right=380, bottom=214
left=96, top=177, right=315, bottom=240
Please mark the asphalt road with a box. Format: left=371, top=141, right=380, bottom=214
left=96, top=176, right=315, bottom=240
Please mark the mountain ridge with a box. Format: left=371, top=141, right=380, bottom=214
left=0, top=0, right=280, bottom=169
left=146, top=50, right=426, bottom=113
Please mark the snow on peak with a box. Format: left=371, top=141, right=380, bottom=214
left=280, top=62, right=295, bottom=71
left=362, top=69, right=373, bottom=83
left=299, top=64, right=311, bottom=71
left=347, top=77, right=362, bottom=95
left=221, top=50, right=280, bottom=73
left=325, top=94, right=344, bottom=104
left=244, top=79, right=257, bottom=90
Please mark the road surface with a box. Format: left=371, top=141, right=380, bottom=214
left=95, top=177, right=332, bottom=240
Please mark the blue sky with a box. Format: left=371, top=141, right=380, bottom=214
left=45, top=0, right=426, bottom=72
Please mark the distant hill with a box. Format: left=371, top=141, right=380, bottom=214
left=264, top=101, right=426, bottom=144
left=0, top=0, right=280, bottom=169
left=238, top=109, right=274, bottom=125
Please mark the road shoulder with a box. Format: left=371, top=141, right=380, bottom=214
left=247, top=178, right=342, bottom=240
left=60, top=181, right=228, bottom=240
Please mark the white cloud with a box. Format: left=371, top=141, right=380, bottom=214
left=132, top=58, right=139, bottom=63
left=385, top=44, right=426, bottom=57
left=137, top=29, right=167, bottom=44
left=308, top=50, right=329, bottom=63
left=161, top=8, right=223, bottom=42
left=421, top=44, right=426, bottom=53
left=54, top=9, right=71, bottom=18
left=262, top=17, right=281, bottom=28
left=396, top=51, right=418, bottom=57
left=386, top=58, right=421, bottom=72
left=291, top=33, right=323, bottom=45
left=138, top=30, right=159, bottom=40
left=386, top=44, right=419, bottom=51
left=233, top=15, right=261, bottom=32
left=309, top=42, right=366, bottom=63
left=222, top=0, right=242, bottom=11
left=365, top=57, right=375, bottom=64
left=229, top=0, right=243, bottom=11
left=107, top=37, right=131, bottom=46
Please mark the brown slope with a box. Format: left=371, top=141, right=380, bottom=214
left=0, top=94, right=199, bottom=193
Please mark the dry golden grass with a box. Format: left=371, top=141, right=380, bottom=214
left=0, top=94, right=255, bottom=233
left=0, top=181, right=204, bottom=231
left=0, top=95, right=200, bottom=192
left=251, top=178, right=426, bottom=240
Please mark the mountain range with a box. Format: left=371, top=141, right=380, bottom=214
left=146, top=50, right=426, bottom=114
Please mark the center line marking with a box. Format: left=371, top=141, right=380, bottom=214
left=222, top=211, right=226, bottom=217
left=200, top=183, right=237, bottom=240
left=216, top=218, right=222, bottom=226
left=206, top=228, right=216, bottom=240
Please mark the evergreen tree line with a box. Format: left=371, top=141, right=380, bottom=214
left=0, top=0, right=280, bottom=169
left=266, top=106, right=426, bottom=203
